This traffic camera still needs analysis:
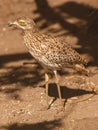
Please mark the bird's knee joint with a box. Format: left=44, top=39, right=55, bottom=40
left=45, top=73, right=49, bottom=83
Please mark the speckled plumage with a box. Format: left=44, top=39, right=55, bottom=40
left=8, top=17, right=88, bottom=108
left=24, top=30, right=87, bottom=71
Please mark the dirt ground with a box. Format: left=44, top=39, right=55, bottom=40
left=0, top=0, right=98, bottom=130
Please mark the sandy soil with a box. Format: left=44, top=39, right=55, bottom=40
left=0, top=0, right=98, bottom=130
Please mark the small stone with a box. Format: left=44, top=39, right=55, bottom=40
left=2, top=27, right=6, bottom=31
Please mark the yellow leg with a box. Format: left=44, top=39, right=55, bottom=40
left=45, top=73, right=49, bottom=105
left=53, top=70, right=62, bottom=101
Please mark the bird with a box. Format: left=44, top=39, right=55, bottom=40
left=8, top=17, right=89, bottom=107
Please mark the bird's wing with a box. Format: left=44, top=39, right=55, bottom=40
left=40, top=34, right=86, bottom=65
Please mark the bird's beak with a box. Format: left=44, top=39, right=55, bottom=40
left=8, top=22, right=13, bottom=27
left=8, top=21, right=25, bottom=30
left=8, top=21, right=18, bottom=27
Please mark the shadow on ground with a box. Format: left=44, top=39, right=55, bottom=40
left=0, top=52, right=94, bottom=101
left=48, top=84, right=94, bottom=99
left=33, top=0, right=98, bottom=66
left=1, top=119, right=63, bottom=130
left=0, top=52, right=44, bottom=87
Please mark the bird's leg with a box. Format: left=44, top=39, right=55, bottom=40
left=45, top=73, right=49, bottom=106
left=53, top=70, right=62, bottom=103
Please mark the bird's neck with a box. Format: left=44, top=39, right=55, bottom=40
left=23, top=29, right=41, bottom=51
left=24, top=27, right=42, bottom=39
left=24, top=27, right=39, bottom=34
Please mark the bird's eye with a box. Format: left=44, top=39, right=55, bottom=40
left=18, top=20, right=26, bottom=26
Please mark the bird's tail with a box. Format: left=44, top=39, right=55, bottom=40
left=78, top=56, right=88, bottom=65
left=74, top=64, right=89, bottom=76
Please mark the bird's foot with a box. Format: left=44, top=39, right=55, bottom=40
left=40, top=97, right=56, bottom=110
left=53, top=99, right=65, bottom=117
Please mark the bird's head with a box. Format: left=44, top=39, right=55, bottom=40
left=8, top=17, right=36, bottom=31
